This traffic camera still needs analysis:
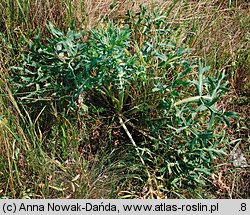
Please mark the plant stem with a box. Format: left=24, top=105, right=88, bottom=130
left=118, top=115, right=152, bottom=191
left=118, top=115, right=145, bottom=166
left=174, top=95, right=212, bottom=106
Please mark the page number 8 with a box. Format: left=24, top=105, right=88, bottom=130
left=240, top=203, right=246, bottom=211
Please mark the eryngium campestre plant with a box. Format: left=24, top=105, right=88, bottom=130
left=11, top=13, right=237, bottom=191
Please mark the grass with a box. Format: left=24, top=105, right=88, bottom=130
left=0, top=0, right=249, bottom=199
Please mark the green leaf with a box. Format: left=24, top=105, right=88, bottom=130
left=154, top=52, right=168, bottom=61
left=47, top=22, right=64, bottom=37
left=198, top=131, right=214, bottom=139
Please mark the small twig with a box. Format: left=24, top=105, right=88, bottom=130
left=118, top=115, right=145, bottom=166
left=118, top=115, right=152, bottom=182
left=121, top=116, right=163, bottom=143
left=20, top=97, right=52, bottom=101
